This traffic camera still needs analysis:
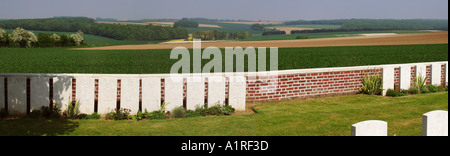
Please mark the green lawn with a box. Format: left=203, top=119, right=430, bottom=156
left=1, top=92, right=447, bottom=136
left=0, top=44, right=447, bottom=74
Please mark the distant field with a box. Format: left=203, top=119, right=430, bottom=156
left=244, top=30, right=424, bottom=41
left=220, top=21, right=283, bottom=25
left=185, top=22, right=262, bottom=35
left=96, top=20, right=263, bottom=35
left=283, top=24, right=342, bottom=29
left=97, top=21, right=222, bottom=28
left=80, top=31, right=448, bottom=50
left=0, top=44, right=447, bottom=74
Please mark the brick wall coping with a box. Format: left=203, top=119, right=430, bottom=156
left=1, top=61, right=448, bottom=78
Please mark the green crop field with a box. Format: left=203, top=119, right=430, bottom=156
left=0, top=44, right=447, bottom=74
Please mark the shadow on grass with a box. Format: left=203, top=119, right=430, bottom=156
left=0, top=119, right=79, bottom=136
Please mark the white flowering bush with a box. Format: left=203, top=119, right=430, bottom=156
left=70, top=30, right=84, bottom=46
left=0, top=28, right=7, bottom=41
left=50, top=33, right=61, bottom=42
left=0, top=28, right=12, bottom=47
left=11, top=27, right=37, bottom=48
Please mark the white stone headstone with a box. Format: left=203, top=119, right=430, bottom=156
left=30, top=77, right=50, bottom=111
left=0, top=77, right=4, bottom=110
left=53, top=76, right=72, bottom=111
left=430, top=63, right=442, bottom=86
left=351, top=120, right=388, bottom=136
left=423, top=110, right=448, bottom=136
left=416, top=64, right=427, bottom=79
left=98, top=78, right=117, bottom=115
left=445, top=63, right=448, bottom=84
left=7, top=77, right=27, bottom=114
left=208, top=76, right=226, bottom=106
left=164, top=77, right=183, bottom=112
left=228, top=76, right=246, bottom=111
left=186, top=76, right=205, bottom=110
left=399, top=66, right=411, bottom=90
left=382, top=67, right=395, bottom=96
left=142, top=78, right=161, bottom=112
left=121, top=78, right=140, bottom=114
left=76, top=77, right=95, bottom=114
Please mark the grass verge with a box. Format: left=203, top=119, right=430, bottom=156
left=1, top=92, right=447, bottom=136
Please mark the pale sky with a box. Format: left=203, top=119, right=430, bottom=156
left=0, top=0, right=448, bottom=21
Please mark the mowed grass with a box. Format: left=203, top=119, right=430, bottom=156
left=0, top=92, right=447, bottom=136
left=0, top=44, right=447, bottom=74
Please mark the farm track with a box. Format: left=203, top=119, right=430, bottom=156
left=78, top=31, right=448, bottom=50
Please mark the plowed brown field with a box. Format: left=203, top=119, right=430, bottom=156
left=79, top=31, right=448, bottom=50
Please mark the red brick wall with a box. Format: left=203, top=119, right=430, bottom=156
left=246, top=69, right=382, bottom=103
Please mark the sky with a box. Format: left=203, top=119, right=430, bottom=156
left=0, top=0, right=448, bottom=21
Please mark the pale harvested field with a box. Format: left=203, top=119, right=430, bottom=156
left=96, top=21, right=221, bottom=28
left=78, top=31, right=448, bottom=50
left=221, top=21, right=283, bottom=25
left=146, top=22, right=222, bottom=28
left=266, top=26, right=317, bottom=34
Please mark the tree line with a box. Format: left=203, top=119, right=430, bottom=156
left=284, top=19, right=448, bottom=30
left=192, top=30, right=249, bottom=40
left=341, top=19, right=448, bottom=30
left=174, top=19, right=199, bottom=28
left=262, top=30, right=286, bottom=36
left=1, top=27, right=85, bottom=48
left=0, top=17, right=189, bottom=41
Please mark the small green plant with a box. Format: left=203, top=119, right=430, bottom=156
left=105, top=108, right=131, bottom=120
left=79, top=112, right=101, bottom=120
left=172, top=106, right=186, bottom=118
left=160, top=102, right=169, bottom=113
left=386, top=89, right=406, bottom=97
left=40, top=105, right=61, bottom=118
left=222, top=105, right=235, bottom=115
left=438, top=84, right=448, bottom=92
left=400, top=89, right=409, bottom=95
left=186, top=105, right=208, bottom=118
left=147, top=111, right=169, bottom=120
left=207, top=103, right=235, bottom=116
left=131, top=110, right=144, bottom=121
left=426, top=85, right=439, bottom=93
left=408, top=87, right=420, bottom=95
left=0, top=108, right=8, bottom=118
left=412, top=74, right=428, bottom=93
left=361, top=74, right=383, bottom=95
left=29, top=109, right=41, bottom=119
left=207, top=105, right=223, bottom=116
left=65, top=100, right=80, bottom=118
left=421, top=87, right=431, bottom=94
